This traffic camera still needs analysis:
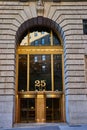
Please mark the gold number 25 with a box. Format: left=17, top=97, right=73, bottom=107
left=35, top=80, right=46, bottom=87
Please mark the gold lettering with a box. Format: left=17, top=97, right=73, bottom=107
left=35, top=80, right=46, bottom=88
left=41, top=80, right=46, bottom=87
left=35, top=80, right=40, bottom=87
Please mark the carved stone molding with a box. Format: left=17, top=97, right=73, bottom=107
left=36, top=0, right=44, bottom=16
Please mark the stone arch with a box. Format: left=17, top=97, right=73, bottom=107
left=15, top=16, right=66, bottom=123
left=15, top=16, right=65, bottom=45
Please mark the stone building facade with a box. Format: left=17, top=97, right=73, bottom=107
left=0, top=0, right=87, bottom=128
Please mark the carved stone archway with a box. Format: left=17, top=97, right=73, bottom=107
left=16, top=16, right=64, bottom=45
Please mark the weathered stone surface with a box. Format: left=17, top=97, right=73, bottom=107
left=0, top=96, right=14, bottom=128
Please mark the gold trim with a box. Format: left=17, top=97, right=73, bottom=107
left=18, top=92, right=62, bottom=98
left=18, top=92, right=36, bottom=98
left=51, top=54, right=54, bottom=91
left=46, top=94, right=61, bottom=98
left=19, top=94, right=36, bottom=98
left=37, top=94, right=44, bottom=98
left=27, top=55, right=29, bottom=91
left=46, top=91, right=63, bottom=98
left=17, top=46, right=63, bottom=54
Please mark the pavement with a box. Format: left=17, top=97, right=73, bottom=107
left=1, top=123, right=87, bottom=130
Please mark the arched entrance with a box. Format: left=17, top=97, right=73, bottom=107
left=15, top=17, right=65, bottom=123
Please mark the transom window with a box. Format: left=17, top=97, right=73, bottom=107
left=20, top=31, right=61, bottom=46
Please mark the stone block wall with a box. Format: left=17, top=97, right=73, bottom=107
left=0, top=0, right=87, bottom=128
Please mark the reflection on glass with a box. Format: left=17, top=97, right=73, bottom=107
left=53, top=33, right=60, bottom=45
left=18, top=55, right=27, bottom=91
left=30, top=31, right=50, bottom=46
left=41, top=38, right=45, bottom=45
left=35, top=40, right=38, bottom=46
left=20, top=31, right=50, bottom=46
left=54, top=55, right=62, bottom=91
left=20, top=35, right=28, bottom=46
left=34, top=32, right=38, bottom=36
left=42, top=55, right=46, bottom=61
left=18, top=54, right=62, bottom=92
left=20, top=30, right=61, bottom=46
left=34, top=56, right=38, bottom=62
left=46, top=98, right=60, bottom=122
left=29, top=54, right=51, bottom=91
left=20, top=98, right=35, bottom=122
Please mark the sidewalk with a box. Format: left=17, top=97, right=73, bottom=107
left=59, top=124, right=87, bottom=130
left=0, top=123, right=87, bottom=130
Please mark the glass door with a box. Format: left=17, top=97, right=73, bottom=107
left=20, top=98, right=35, bottom=123
left=46, top=98, right=61, bottom=122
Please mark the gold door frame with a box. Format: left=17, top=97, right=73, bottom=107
left=15, top=32, right=65, bottom=123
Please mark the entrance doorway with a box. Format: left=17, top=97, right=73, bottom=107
left=19, top=93, right=61, bottom=123
left=46, top=98, right=60, bottom=122
left=16, top=26, right=65, bottom=123
left=20, top=98, right=35, bottom=123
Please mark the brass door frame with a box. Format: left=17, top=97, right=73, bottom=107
left=16, top=91, right=63, bottom=123
left=15, top=37, right=65, bottom=123
left=19, top=97, right=36, bottom=123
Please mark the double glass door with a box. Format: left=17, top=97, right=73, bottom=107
left=20, top=96, right=61, bottom=123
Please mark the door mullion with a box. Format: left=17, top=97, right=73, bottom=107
left=50, top=31, right=53, bottom=46
left=51, top=54, right=54, bottom=91
left=27, top=55, right=29, bottom=91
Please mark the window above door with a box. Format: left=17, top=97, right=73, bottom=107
left=20, top=30, right=61, bottom=46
